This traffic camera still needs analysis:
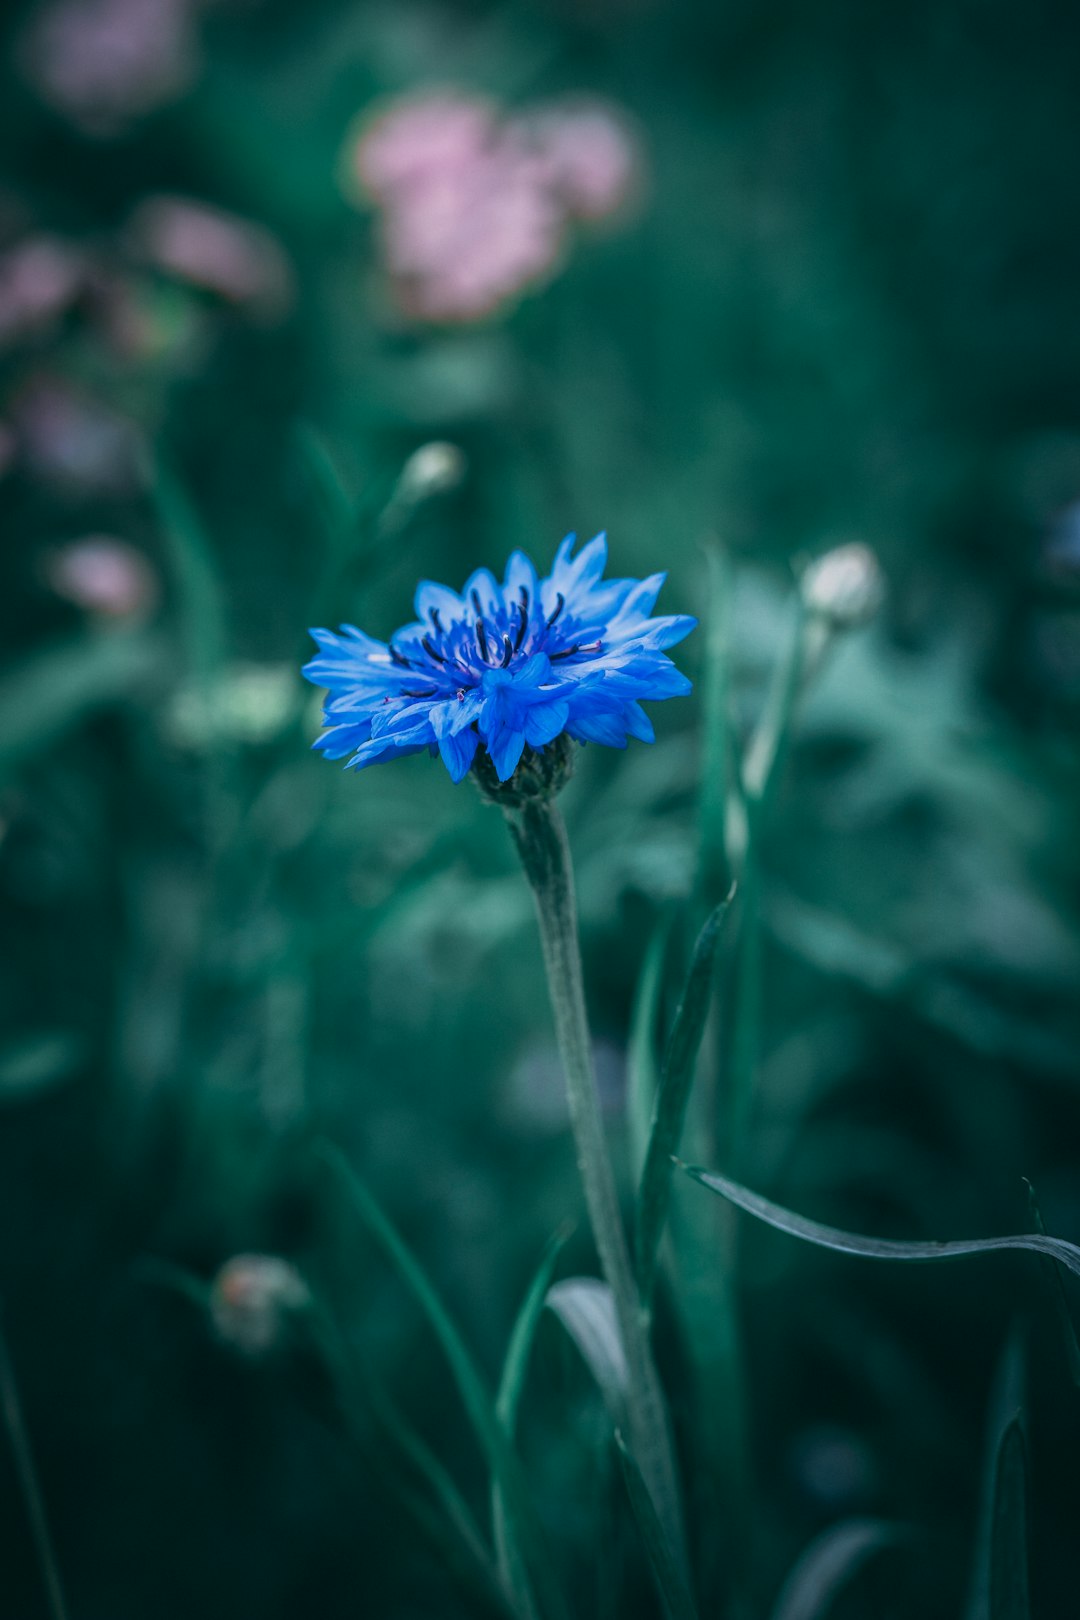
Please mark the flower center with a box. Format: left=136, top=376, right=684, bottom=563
left=388, top=581, right=602, bottom=688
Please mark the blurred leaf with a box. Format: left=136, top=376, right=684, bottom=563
left=152, top=459, right=228, bottom=682
left=635, top=894, right=733, bottom=1307
left=0, top=632, right=162, bottom=783
left=293, top=422, right=357, bottom=552
left=769, top=1520, right=904, bottom=1620
left=1024, top=1180, right=1080, bottom=1389
left=696, top=540, right=734, bottom=901
left=321, top=1145, right=570, bottom=1620
left=492, top=1226, right=573, bottom=1619
left=627, top=918, right=670, bottom=1179
left=0, top=1033, right=86, bottom=1104
left=683, top=1166, right=1080, bottom=1278
left=545, top=1278, right=628, bottom=1427
left=613, top=1431, right=699, bottom=1620
left=966, top=1334, right=1030, bottom=1620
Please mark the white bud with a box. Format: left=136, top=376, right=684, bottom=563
left=801, top=542, right=884, bottom=629
left=210, top=1254, right=310, bottom=1356
left=396, top=441, right=466, bottom=502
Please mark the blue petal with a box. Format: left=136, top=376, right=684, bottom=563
left=523, top=699, right=569, bottom=747
left=438, top=727, right=479, bottom=782
left=487, top=725, right=526, bottom=781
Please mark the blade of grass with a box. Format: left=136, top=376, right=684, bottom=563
left=319, top=1143, right=570, bottom=1620
left=613, top=1431, right=699, bottom=1620
left=966, top=1332, right=1029, bottom=1620
left=1023, top=1179, right=1080, bottom=1389
left=683, top=1165, right=1080, bottom=1278
left=635, top=894, right=734, bottom=1307
left=293, top=422, right=357, bottom=552
left=696, top=540, right=734, bottom=902
left=492, top=1226, right=573, bottom=1618
left=152, top=458, right=228, bottom=684
left=0, top=1305, right=70, bottom=1620
left=769, top=1520, right=904, bottom=1620
left=545, top=1278, right=628, bottom=1427
left=627, top=918, right=671, bottom=1180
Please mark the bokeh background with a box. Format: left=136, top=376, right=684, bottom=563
left=1, top=1, right=1079, bottom=1616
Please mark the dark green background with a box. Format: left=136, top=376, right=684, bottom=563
left=1, top=1, right=1078, bottom=1616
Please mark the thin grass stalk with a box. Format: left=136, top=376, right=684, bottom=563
left=0, top=1308, right=70, bottom=1620
left=505, top=794, right=688, bottom=1575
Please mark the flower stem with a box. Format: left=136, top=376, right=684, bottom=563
left=505, top=794, right=688, bottom=1574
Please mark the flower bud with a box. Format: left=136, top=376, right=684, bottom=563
left=800, top=542, right=884, bottom=629
left=395, top=441, right=466, bottom=504
left=210, top=1254, right=310, bottom=1357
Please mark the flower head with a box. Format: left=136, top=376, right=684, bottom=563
left=304, top=533, right=695, bottom=784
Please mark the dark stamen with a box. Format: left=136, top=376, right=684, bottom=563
left=549, top=643, right=579, bottom=661
left=403, top=687, right=437, bottom=699
left=389, top=644, right=411, bottom=668
left=519, top=585, right=530, bottom=611
left=513, top=603, right=528, bottom=652
left=421, top=636, right=445, bottom=664
left=475, top=617, right=490, bottom=662
left=546, top=592, right=565, bottom=628
left=430, top=608, right=443, bottom=633
left=470, top=589, right=484, bottom=617
left=500, top=634, right=513, bottom=667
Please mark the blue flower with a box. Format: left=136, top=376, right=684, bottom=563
left=303, top=533, right=696, bottom=783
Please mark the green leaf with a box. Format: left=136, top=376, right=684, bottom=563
left=1023, top=1179, right=1080, bottom=1389
left=492, top=1226, right=572, bottom=1619
left=319, top=1144, right=570, bottom=1620
left=696, top=540, right=734, bottom=901
left=613, top=1431, right=699, bottom=1620
left=967, top=1333, right=1029, bottom=1620
left=292, top=422, right=357, bottom=553
left=769, top=1520, right=904, bottom=1620
left=683, top=1166, right=1080, bottom=1278
left=627, top=918, right=670, bottom=1179
left=152, top=459, right=228, bottom=682
left=0, top=631, right=161, bottom=782
left=635, top=895, right=733, bottom=1306
left=545, top=1278, right=628, bottom=1427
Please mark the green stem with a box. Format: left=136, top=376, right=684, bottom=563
left=505, top=795, right=688, bottom=1574
left=0, top=1307, right=70, bottom=1620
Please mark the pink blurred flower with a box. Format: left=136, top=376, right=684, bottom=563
left=46, top=535, right=159, bottom=619
left=20, top=0, right=199, bottom=135
left=525, top=100, right=643, bottom=222
left=11, top=375, right=143, bottom=494
left=0, top=237, right=85, bottom=348
left=350, top=92, right=498, bottom=203
left=344, top=87, right=646, bottom=324
left=127, top=196, right=294, bottom=317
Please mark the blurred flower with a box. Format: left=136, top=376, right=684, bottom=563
left=801, top=542, right=885, bottom=629
left=0, top=237, right=85, bottom=348
left=127, top=196, right=294, bottom=318
left=210, top=1254, right=311, bottom=1357
left=11, top=375, right=143, bottom=494
left=525, top=100, right=643, bottom=223
left=394, top=440, right=467, bottom=503
left=303, top=531, right=695, bottom=783
left=20, top=0, right=200, bottom=136
left=345, top=87, right=645, bottom=324
left=45, top=536, right=159, bottom=620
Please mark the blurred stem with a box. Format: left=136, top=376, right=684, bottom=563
left=505, top=796, right=688, bottom=1576
left=0, top=1309, right=70, bottom=1620
left=696, top=541, right=734, bottom=905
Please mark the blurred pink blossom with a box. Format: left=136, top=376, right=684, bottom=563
left=46, top=536, right=159, bottom=619
left=0, top=237, right=85, bottom=348
left=20, top=0, right=199, bottom=135
left=345, top=88, right=645, bottom=324
left=526, top=101, right=643, bottom=222
left=127, top=196, right=294, bottom=316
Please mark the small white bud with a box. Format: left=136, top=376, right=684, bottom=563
left=801, top=542, right=884, bottom=629
left=210, top=1254, right=310, bottom=1356
left=396, top=441, right=466, bottom=503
